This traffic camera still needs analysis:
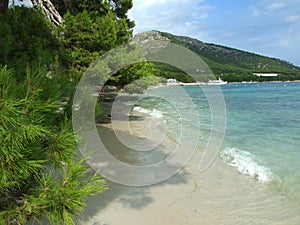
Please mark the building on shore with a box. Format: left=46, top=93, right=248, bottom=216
left=166, top=78, right=179, bottom=85
left=253, top=73, right=279, bottom=77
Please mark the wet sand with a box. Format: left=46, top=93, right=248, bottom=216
left=78, top=98, right=300, bottom=225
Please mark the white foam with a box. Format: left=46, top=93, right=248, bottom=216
left=220, top=147, right=273, bottom=183
left=133, top=107, right=163, bottom=119
left=149, top=109, right=163, bottom=118
left=133, top=106, right=151, bottom=114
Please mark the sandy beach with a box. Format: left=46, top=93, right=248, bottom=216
left=78, top=96, right=300, bottom=225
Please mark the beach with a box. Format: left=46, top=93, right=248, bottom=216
left=78, top=88, right=300, bottom=225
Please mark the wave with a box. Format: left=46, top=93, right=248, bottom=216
left=220, top=147, right=274, bottom=183
left=133, top=106, right=163, bottom=119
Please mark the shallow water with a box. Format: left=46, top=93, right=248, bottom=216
left=221, top=82, right=300, bottom=203
left=78, top=82, right=300, bottom=225
left=135, top=82, right=300, bottom=214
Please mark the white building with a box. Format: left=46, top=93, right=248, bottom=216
left=253, top=73, right=279, bottom=77
left=167, top=78, right=177, bottom=83
left=166, top=79, right=179, bottom=85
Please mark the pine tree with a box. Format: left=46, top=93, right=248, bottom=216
left=60, top=0, right=134, bottom=71
left=0, top=2, right=136, bottom=222
left=0, top=66, right=107, bottom=224
left=0, top=7, right=65, bottom=80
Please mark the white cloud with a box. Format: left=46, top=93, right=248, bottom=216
left=251, top=1, right=285, bottom=17
left=197, top=4, right=215, bottom=11
left=138, top=0, right=167, bottom=7
left=198, top=13, right=208, bottom=19
left=251, top=9, right=260, bottom=16
left=133, top=0, right=197, bottom=8
left=285, top=15, right=300, bottom=22
left=128, top=0, right=214, bottom=39
left=274, top=39, right=290, bottom=47
left=268, top=2, right=285, bottom=11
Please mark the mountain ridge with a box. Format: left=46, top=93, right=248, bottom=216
left=135, top=30, right=300, bottom=82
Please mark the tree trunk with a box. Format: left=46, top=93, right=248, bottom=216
left=33, top=0, right=63, bottom=26
left=0, top=0, right=9, bottom=12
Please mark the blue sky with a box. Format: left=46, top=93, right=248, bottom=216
left=128, top=0, right=300, bottom=66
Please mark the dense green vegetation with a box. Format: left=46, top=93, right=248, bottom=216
left=158, top=31, right=300, bottom=82
left=0, top=66, right=106, bottom=225
left=152, top=62, right=195, bottom=83
left=0, top=1, right=142, bottom=224
left=109, top=61, right=159, bottom=89
left=123, top=75, right=165, bottom=94
left=59, top=1, right=134, bottom=71
left=0, top=7, right=65, bottom=79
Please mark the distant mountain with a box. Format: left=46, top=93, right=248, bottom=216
left=135, top=31, right=300, bottom=82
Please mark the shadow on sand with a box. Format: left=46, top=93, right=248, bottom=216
left=79, top=109, right=190, bottom=223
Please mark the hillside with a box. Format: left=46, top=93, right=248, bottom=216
left=135, top=31, right=300, bottom=82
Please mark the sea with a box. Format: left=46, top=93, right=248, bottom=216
left=132, top=81, right=300, bottom=212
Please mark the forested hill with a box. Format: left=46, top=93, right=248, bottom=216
left=138, top=31, right=300, bottom=82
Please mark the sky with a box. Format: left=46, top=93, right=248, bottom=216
left=128, top=0, right=300, bottom=66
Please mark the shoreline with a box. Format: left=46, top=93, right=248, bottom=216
left=227, top=80, right=300, bottom=84
left=209, top=80, right=300, bottom=85
left=78, top=97, right=300, bottom=225
left=151, top=80, right=300, bottom=88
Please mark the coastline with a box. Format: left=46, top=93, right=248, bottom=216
left=194, top=80, right=300, bottom=85
left=227, top=80, right=300, bottom=84
left=151, top=80, right=300, bottom=89
left=78, top=96, right=300, bottom=225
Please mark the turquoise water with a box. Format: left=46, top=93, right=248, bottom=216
left=135, top=82, right=300, bottom=206
left=221, top=82, right=300, bottom=203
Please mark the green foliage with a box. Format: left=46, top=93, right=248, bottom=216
left=152, top=62, right=195, bottom=83
left=220, top=72, right=300, bottom=82
left=109, top=0, right=133, bottom=18
left=0, top=2, right=136, bottom=223
left=110, top=61, right=159, bottom=89
left=62, top=10, right=115, bottom=69
left=108, top=0, right=135, bottom=28
left=51, top=0, right=111, bottom=16
left=27, top=159, right=106, bottom=225
left=159, top=31, right=300, bottom=82
left=59, top=0, right=133, bottom=71
left=0, top=2, right=134, bottom=75
left=51, top=0, right=135, bottom=29
left=0, top=66, right=106, bottom=224
left=0, top=7, right=64, bottom=79
left=123, top=76, right=164, bottom=94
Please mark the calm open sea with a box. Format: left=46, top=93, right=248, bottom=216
left=134, top=82, right=300, bottom=209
